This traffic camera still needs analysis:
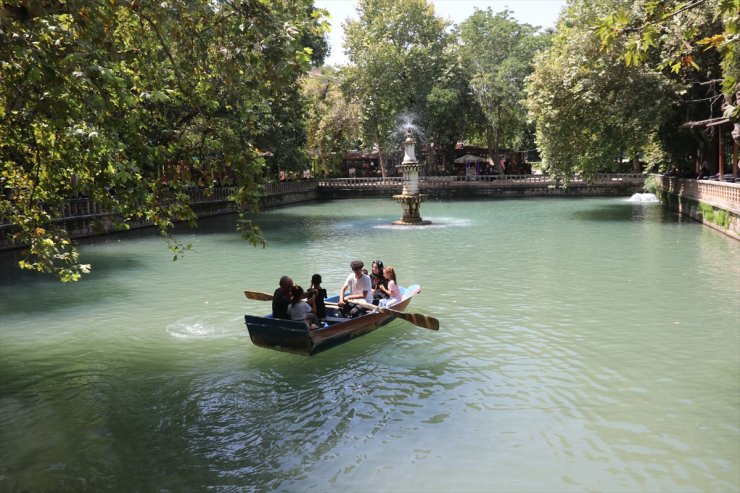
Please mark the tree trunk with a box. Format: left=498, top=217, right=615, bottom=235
left=494, top=103, right=502, bottom=174
left=378, top=142, right=387, bottom=179
left=632, top=155, right=640, bottom=173
left=371, top=125, right=387, bottom=179
left=486, top=125, right=494, bottom=165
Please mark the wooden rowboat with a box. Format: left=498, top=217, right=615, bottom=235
left=244, top=284, right=425, bottom=355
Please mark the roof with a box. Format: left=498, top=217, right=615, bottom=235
left=454, top=153, right=488, bottom=163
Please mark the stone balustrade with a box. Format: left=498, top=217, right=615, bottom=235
left=657, top=176, right=740, bottom=213
left=0, top=174, right=649, bottom=249
left=654, top=175, right=739, bottom=239
left=5, top=173, right=737, bottom=247
left=317, top=173, right=645, bottom=199
left=1, top=174, right=645, bottom=226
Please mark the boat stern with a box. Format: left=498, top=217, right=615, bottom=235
left=244, top=315, right=313, bottom=355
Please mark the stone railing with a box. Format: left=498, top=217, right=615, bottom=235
left=654, top=175, right=739, bottom=239
left=318, top=173, right=644, bottom=189
left=263, top=180, right=317, bottom=194
left=656, top=176, right=740, bottom=213
left=2, top=174, right=645, bottom=226
left=0, top=174, right=647, bottom=250
left=316, top=173, right=645, bottom=198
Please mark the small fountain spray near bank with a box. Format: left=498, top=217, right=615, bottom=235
left=393, top=128, right=431, bottom=225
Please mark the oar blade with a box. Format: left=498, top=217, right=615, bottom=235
left=405, top=312, right=440, bottom=331
left=245, top=290, right=274, bottom=301
left=354, top=300, right=439, bottom=331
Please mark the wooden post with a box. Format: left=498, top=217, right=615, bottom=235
left=719, top=128, right=724, bottom=181
left=734, top=139, right=738, bottom=181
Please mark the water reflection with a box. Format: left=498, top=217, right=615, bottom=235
left=0, top=197, right=738, bottom=492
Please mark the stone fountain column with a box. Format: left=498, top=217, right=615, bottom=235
left=393, top=129, right=431, bottom=225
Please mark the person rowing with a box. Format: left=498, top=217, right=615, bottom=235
left=337, top=260, right=373, bottom=318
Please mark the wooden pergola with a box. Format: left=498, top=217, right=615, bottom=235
left=683, top=117, right=739, bottom=181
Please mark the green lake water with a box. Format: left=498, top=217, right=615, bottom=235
left=0, top=197, right=738, bottom=492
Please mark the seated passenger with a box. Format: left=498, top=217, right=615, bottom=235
left=272, top=275, right=293, bottom=319
left=287, top=285, right=319, bottom=329
left=378, top=266, right=402, bottom=307
left=338, top=260, right=373, bottom=318
left=370, top=259, right=388, bottom=304
left=308, top=273, right=327, bottom=320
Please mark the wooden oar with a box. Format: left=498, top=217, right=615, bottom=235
left=245, top=290, right=274, bottom=301
left=352, top=300, right=440, bottom=331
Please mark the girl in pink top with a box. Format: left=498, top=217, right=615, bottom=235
left=378, top=266, right=402, bottom=307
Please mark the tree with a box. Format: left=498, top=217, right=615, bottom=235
left=423, top=58, right=473, bottom=173
left=525, top=0, right=674, bottom=181
left=595, top=0, right=738, bottom=114
left=593, top=0, right=736, bottom=170
left=457, top=9, right=551, bottom=169
left=0, top=0, right=328, bottom=281
left=341, top=0, right=450, bottom=177
left=303, top=67, right=361, bottom=177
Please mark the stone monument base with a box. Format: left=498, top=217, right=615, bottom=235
left=393, top=193, right=431, bottom=225
left=392, top=219, right=432, bottom=226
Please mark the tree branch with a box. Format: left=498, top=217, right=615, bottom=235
left=623, top=0, right=711, bottom=33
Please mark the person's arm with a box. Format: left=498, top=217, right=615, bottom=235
left=359, top=275, right=372, bottom=302
left=379, top=283, right=391, bottom=296
left=339, top=280, right=350, bottom=304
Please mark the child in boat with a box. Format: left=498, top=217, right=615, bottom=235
left=378, top=265, right=402, bottom=307
left=288, top=285, right=319, bottom=329
left=307, top=273, right=327, bottom=320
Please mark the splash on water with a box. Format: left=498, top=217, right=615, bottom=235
left=165, top=312, right=238, bottom=339
left=627, top=193, right=659, bottom=203
left=374, top=217, right=472, bottom=229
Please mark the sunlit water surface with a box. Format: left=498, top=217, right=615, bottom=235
left=1, top=197, right=738, bottom=492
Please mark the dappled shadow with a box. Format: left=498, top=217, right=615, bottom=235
left=193, top=207, right=390, bottom=246
left=0, top=251, right=144, bottom=316
left=0, top=278, right=133, bottom=316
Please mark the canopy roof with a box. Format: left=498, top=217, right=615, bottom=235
left=454, top=154, right=487, bottom=164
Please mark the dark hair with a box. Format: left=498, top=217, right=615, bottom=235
left=372, top=260, right=384, bottom=272
left=290, top=285, right=304, bottom=305
left=311, top=273, right=322, bottom=286
left=350, top=260, right=364, bottom=271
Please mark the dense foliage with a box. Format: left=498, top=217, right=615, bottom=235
left=7, top=0, right=733, bottom=281
left=595, top=0, right=738, bottom=105
left=526, top=0, right=674, bottom=180
left=526, top=0, right=737, bottom=179
left=0, top=0, right=328, bottom=280
left=302, top=67, right=361, bottom=177
left=341, top=0, right=452, bottom=176
left=457, top=9, right=551, bottom=167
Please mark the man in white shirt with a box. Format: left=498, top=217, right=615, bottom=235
left=338, top=260, right=373, bottom=317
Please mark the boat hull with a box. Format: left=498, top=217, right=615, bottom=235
left=245, top=286, right=418, bottom=355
